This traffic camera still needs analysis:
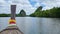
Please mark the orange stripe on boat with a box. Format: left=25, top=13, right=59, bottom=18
left=9, top=19, right=16, bottom=24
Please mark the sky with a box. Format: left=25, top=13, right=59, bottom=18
left=0, top=0, right=60, bottom=15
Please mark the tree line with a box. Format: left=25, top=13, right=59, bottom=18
left=0, top=7, right=60, bottom=18
left=30, top=6, right=60, bottom=18
left=0, top=10, right=26, bottom=17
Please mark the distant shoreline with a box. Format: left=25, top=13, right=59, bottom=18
left=0, top=16, right=60, bottom=18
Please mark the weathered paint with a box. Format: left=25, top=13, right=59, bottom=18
left=11, top=5, right=16, bottom=20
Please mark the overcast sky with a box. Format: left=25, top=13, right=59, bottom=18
left=0, top=0, right=60, bottom=15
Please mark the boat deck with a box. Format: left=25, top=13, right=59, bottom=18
left=0, top=26, right=23, bottom=34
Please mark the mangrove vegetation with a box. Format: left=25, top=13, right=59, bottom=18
left=30, top=6, right=60, bottom=18
left=0, top=6, right=60, bottom=18
left=0, top=9, right=26, bottom=17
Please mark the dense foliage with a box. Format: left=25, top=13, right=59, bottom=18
left=0, top=7, right=60, bottom=18
left=0, top=14, right=11, bottom=17
left=0, top=10, right=26, bottom=17
left=30, top=6, right=60, bottom=18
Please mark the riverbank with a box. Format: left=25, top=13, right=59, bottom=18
left=30, top=6, right=60, bottom=18
left=0, top=14, right=27, bottom=17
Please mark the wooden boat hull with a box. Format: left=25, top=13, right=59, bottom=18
left=0, top=26, right=23, bottom=34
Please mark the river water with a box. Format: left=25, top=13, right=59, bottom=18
left=0, top=17, right=60, bottom=34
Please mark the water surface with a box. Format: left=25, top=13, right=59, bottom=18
left=0, top=17, right=60, bottom=34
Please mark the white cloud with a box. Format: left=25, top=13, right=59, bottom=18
left=34, top=3, right=40, bottom=8
left=31, top=0, right=60, bottom=10
left=0, top=0, right=60, bottom=15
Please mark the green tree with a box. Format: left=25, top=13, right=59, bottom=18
left=30, top=6, right=43, bottom=17
left=30, top=6, right=60, bottom=18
